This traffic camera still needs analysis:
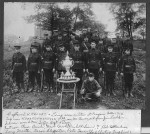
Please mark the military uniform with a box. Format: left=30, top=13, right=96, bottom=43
left=81, top=73, right=102, bottom=101
left=12, top=45, right=26, bottom=92
left=87, top=47, right=103, bottom=81
left=42, top=38, right=51, bottom=53
left=27, top=45, right=41, bottom=92
left=63, top=30, right=70, bottom=51
left=122, top=39, right=133, bottom=55
left=30, top=37, right=42, bottom=54
left=56, top=45, right=67, bottom=75
left=70, top=43, right=86, bottom=89
left=103, top=46, right=118, bottom=96
left=119, top=51, right=136, bottom=97
left=42, top=46, right=56, bottom=91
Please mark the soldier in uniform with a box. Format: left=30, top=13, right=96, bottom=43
left=81, top=36, right=91, bottom=51
left=53, top=33, right=64, bottom=54
left=122, top=36, right=133, bottom=55
left=111, top=38, right=122, bottom=60
left=86, top=27, right=92, bottom=42
left=27, top=44, right=41, bottom=92
left=41, top=44, right=56, bottom=92
left=51, top=29, right=59, bottom=44
left=56, top=43, right=67, bottom=76
left=103, top=44, right=118, bottom=96
left=63, top=29, right=70, bottom=51
left=42, top=33, right=51, bottom=54
left=91, top=30, right=100, bottom=44
left=80, top=28, right=88, bottom=43
left=12, top=44, right=26, bottom=93
left=70, top=41, right=86, bottom=90
left=30, top=36, right=41, bottom=54
left=80, top=73, right=102, bottom=102
left=119, top=48, right=136, bottom=98
left=87, top=41, right=103, bottom=81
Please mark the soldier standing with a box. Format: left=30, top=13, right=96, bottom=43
left=56, top=44, right=67, bottom=76
left=27, top=44, right=41, bottom=92
left=42, top=33, right=51, bottom=54
left=63, top=29, right=70, bottom=51
left=86, top=27, right=92, bottom=42
left=87, top=41, right=103, bottom=81
left=111, top=38, right=122, bottom=60
left=122, top=36, right=133, bottom=55
left=103, top=44, right=118, bottom=96
left=30, top=36, right=41, bottom=54
left=70, top=41, right=86, bottom=90
left=91, top=30, right=100, bottom=45
left=12, top=44, right=26, bottom=93
left=119, top=48, right=136, bottom=98
left=41, top=44, right=56, bottom=92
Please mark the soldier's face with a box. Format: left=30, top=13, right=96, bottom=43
left=15, top=48, right=20, bottom=53
left=59, top=46, right=64, bottom=51
left=32, top=48, right=37, bottom=53
left=46, top=47, right=52, bottom=51
left=74, top=46, right=79, bottom=51
left=58, top=36, right=62, bottom=40
left=89, top=76, right=94, bottom=81
left=108, top=47, right=113, bottom=52
left=71, top=35, right=75, bottom=39
left=84, top=37, right=88, bottom=41
left=91, top=43, right=96, bottom=48
left=87, top=28, right=91, bottom=32
left=125, top=50, right=130, bottom=55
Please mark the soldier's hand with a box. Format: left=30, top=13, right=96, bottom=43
left=38, top=70, right=40, bottom=74
left=120, top=73, right=123, bottom=76
left=86, top=69, right=88, bottom=72
left=11, top=70, right=13, bottom=73
left=53, top=68, right=55, bottom=72
left=80, top=89, right=85, bottom=94
left=116, top=72, right=118, bottom=75
left=41, top=69, right=44, bottom=72
left=83, top=69, right=85, bottom=72
left=99, top=68, right=102, bottom=72
left=95, top=90, right=101, bottom=97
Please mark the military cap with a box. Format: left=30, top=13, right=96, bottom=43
left=82, top=28, right=87, bottom=31
left=111, top=38, right=116, bottom=43
left=107, top=44, right=113, bottom=48
left=88, top=72, right=94, bottom=77
left=53, top=29, right=58, bottom=32
left=44, top=33, right=48, bottom=36
left=33, top=36, right=38, bottom=39
left=31, top=42, right=39, bottom=48
left=58, top=43, right=64, bottom=47
left=14, top=44, right=21, bottom=48
left=73, top=40, right=79, bottom=44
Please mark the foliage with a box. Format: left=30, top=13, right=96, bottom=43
left=24, top=2, right=105, bottom=34
left=109, top=3, right=146, bottom=38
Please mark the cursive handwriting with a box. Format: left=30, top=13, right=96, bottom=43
left=2, top=110, right=141, bottom=134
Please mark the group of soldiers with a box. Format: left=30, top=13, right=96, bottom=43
left=12, top=27, right=136, bottom=99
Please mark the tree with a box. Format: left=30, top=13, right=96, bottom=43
left=109, top=3, right=146, bottom=38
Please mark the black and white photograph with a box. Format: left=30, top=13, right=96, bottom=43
left=3, top=2, right=146, bottom=110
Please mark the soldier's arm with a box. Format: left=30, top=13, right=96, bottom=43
left=133, top=57, right=136, bottom=73
left=99, top=52, right=104, bottom=70
left=95, top=80, right=102, bottom=93
left=12, top=54, right=14, bottom=70
left=38, top=54, right=42, bottom=72
left=27, top=56, right=30, bottom=71
left=23, top=55, right=26, bottom=72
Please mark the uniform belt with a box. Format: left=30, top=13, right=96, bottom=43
left=107, top=62, right=113, bottom=65
left=44, top=61, right=52, bottom=64
left=31, top=63, right=37, bottom=65
left=14, top=63, right=22, bottom=66
left=75, top=61, right=82, bottom=63
left=125, top=65, right=131, bottom=68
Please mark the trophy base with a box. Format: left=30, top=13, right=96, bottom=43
left=58, top=78, right=77, bottom=81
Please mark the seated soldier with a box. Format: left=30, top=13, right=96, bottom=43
left=80, top=73, right=102, bottom=102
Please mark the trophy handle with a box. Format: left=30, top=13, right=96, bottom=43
left=71, top=60, right=74, bottom=67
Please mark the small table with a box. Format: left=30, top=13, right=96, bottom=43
left=57, top=78, right=80, bottom=109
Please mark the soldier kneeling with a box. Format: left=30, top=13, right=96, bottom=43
left=80, top=73, right=102, bottom=102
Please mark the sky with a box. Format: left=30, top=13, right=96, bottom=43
left=4, top=2, right=117, bottom=41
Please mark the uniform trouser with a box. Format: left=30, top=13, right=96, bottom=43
left=82, top=92, right=99, bottom=101
left=89, top=69, right=99, bottom=81
left=13, top=71, right=24, bottom=89
left=72, top=69, right=83, bottom=91
left=43, top=69, right=53, bottom=86
left=29, top=71, right=41, bottom=89
left=124, top=73, right=133, bottom=93
left=105, top=71, right=116, bottom=94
